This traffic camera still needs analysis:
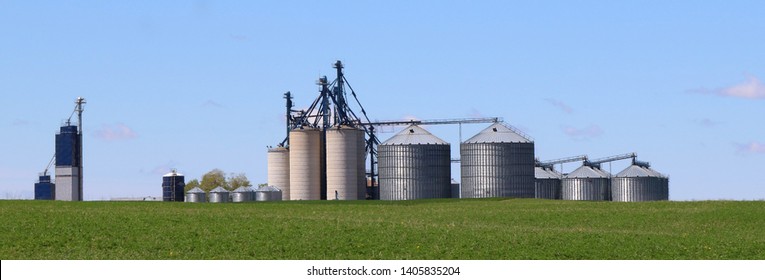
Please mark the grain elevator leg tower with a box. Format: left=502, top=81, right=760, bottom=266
left=55, top=97, right=86, bottom=201
left=270, top=61, right=376, bottom=200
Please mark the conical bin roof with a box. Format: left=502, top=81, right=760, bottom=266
left=464, top=123, right=532, bottom=144
left=187, top=187, right=205, bottom=193
left=565, top=165, right=610, bottom=179
left=381, top=124, right=448, bottom=145
left=210, top=186, right=229, bottom=193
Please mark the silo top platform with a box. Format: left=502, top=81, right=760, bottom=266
left=163, top=171, right=184, bottom=177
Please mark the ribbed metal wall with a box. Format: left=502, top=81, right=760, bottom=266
left=208, top=187, right=229, bottom=203
left=561, top=165, right=611, bottom=201
left=534, top=167, right=561, bottom=199
left=255, top=186, right=283, bottom=201
left=460, top=123, right=535, bottom=199
left=289, top=128, right=323, bottom=200
left=326, top=127, right=366, bottom=200
left=267, top=147, right=290, bottom=200
left=378, top=145, right=451, bottom=200
left=185, top=187, right=206, bottom=203
left=461, top=143, right=535, bottom=198
left=232, top=187, right=254, bottom=203
left=378, top=125, right=451, bottom=200
left=611, top=165, right=669, bottom=202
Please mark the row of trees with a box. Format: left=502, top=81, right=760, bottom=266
left=184, top=169, right=257, bottom=193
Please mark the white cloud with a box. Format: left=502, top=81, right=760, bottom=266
left=93, top=123, right=138, bottom=141
left=693, top=77, right=765, bottom=100
left=735, top=142, right=765, bottom=155
left=561, top=125, right=603, bottom=139
left=722, top=77, right=765, bottom=99
left=545, top=98, right=574, bottom=114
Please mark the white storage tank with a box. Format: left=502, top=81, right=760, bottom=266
left=289, top=127, right=323, bottom=200
left=326, top=126, right=366, bottom=200
left=267, top=146, right=290, bottom=200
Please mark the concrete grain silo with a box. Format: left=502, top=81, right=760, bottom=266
left=289, top=127, right=323, bottom=200
left=326, top=126, right=366, bottom=200
left=267, top=146, right=290, bottom=200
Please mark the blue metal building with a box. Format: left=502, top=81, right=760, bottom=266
left=34, top=175, right=55, bottom=200
left=55, top=124, right=83, bottom=201
left=162, top=170, right=185, bottom=202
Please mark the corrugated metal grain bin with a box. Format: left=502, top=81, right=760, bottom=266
left=185, top=187, right=206, bottom=203
left=561, top=165, right=611, bottom=201
left=267, top=146, right=290, bottom=200
left=611, top=165, right=669, bottom=202
left=232, top=186, right=254, bottom=203
left=378, top=125, right=451, bottom=200
left=461, top=123, right=535, bottom=198
left=208, top=186, right=230, bottom=203
left=255, top=186, right=283, bottom=202
left=535, top=167, right=561, bottom=199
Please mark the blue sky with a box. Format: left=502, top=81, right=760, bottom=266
left=1, top=1, right=763, bottom=200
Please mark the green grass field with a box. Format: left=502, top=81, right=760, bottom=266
left=1, top=199, right=763, bottom=260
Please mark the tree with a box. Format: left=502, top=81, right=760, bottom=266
left=200, top=169, right=227, bottom=192
left=184, top=179, right=200, bottom=193
left=228, top=173, right=252, bottom=191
